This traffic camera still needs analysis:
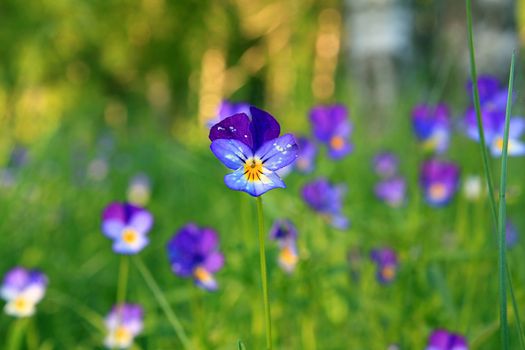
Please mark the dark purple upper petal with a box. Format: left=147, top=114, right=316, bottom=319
left=467, top=75, right=501, bottom=105
left=412, top=103, right=450, bottom=141
left=209, top=113, right=254, bottom=149
left=269, top=219, right=298, bottom=242
left=310, top=104, right=350, bottom=142
left=249, top=106, right=281, bottom=150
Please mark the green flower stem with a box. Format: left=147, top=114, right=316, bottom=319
left=7, top=318, right=27, bottom=350
left=133, top=256, right=192, bottom=350
left=116, top=255, right=129, bottom=309
left=256, top=196, right=273, bottom=350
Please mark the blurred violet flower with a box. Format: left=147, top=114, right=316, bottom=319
left=506, top=220, right=518, bottom=248
left=309, top=105, right=353, bottom=159
left=1, top=267, right=48, bottom=317
left=464, top=75, right=525, bottom=157
left=294, top=136, right=317, bottom=173
left=269, top=220, right=299, bottom=273
left=167, top=223, right=224, bottom=291
left=104, top=304, right=144, bottom=349
left=372, top=152, right=399, bottom=178
left=412, top=103, right=451, bottom=154
left=127, top=173, right=152, bottom=206
left=209, top=106, right=299, bottom=197
left=301, top=178, right=349, bottom=230
left=208, top=100, right=250, bottom=128
left=419, top=159, right=460, bottom=207
left=370, top=248, right=398, bottom=284
left=374, top=177, right=407, bottom=208
left=426, top=329, right=468, bottom=350
left=101, top=203, right=153, bottom=254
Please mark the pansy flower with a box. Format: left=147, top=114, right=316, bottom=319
left=426, top=329, right=468, bottom=350
left=269, top=219, right=299, bottom=273
left=301, top=178, right=349, bottom=230
left=127, top=173, right=152, bottom=206
left=208, top=100, right=250, bottom=128
left=372, top=152, right=399, bottom=178
left=419, top=159, right=460, bottom=207
left=309, top=105, right=353, bottom=159
left=1, top=267, right=48, bottom=317
left=374, top=177, right=407, bottom=208
left=412, top=103, right=451, bottom=154
left=209, top=106, right=299, bottom=197
left=104, top=304, right=144, bottom=349
left=370, top=248, right=398, bottom=284
left=101, top=202, right=154, bottom=254
left=294, top=136, right=317, bottom=173
left=167, top=223, right=224, bottom=291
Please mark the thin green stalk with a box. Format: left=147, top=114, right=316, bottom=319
left=256, top=197, right=273, bottom=350
left=7, top=318, right=27, bottom=350
left=496, top=50, right=516, bottom=349
left=133, top=256, right=192, bottom=349
left=116, top=256, right=129, bottom=309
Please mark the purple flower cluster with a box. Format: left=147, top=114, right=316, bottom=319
left=370, top=248, right=398, bottom=284
left=419, top=159, right=460, bottom=207
left=372, top=152, right=406, bottom=207
left=167, top=223, right=225, bottom=291
left=269, top=220, right=299, bottom=273
left=302, top=178, right=349, bottom=230
left=464, top=75, right=525, bottom=157
left=1, top=267, right=48, bottom=317
left=426, top=329, right=467, bottom=350
left=209, top=106, right=299, bottom=196
left=310, top=105, right=353, bottom=159
left=104, top=304, right=144, bottom=349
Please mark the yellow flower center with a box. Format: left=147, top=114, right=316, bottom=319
left=122, top=228, right=138, bottom=244
left=381, top=265, right=396, bottom=280
left=244, top=157, right=264, bottom=182
left=279, top=246, right=298, bottom=266
left=429, top=183, right=447, bottom=201
left=330, top=136, right=345, bottom=151
left=114, top=326, right=132, bottom=344
left=13, top=296, right=29, bottom=313
left=194, top=266, right=212, bottom=283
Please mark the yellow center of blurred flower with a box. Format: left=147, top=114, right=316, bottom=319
left=279, top=246, right=298, bottom=267
left=114, top=326, right=132, bottom=344
left=194, top=266, right=212, bottom=283
left=330, top=136, right=345, bottom=151
left=495, top=137, right=504, bottom=151
left=381, top=265, right=396, bottom=280
left=122, top=228, right=138, bottom=244
left=429, top=183, right=447, bottom=201
left=244, top=157, right=263, bottom=182
left=13, top=296, right=29, bottom=313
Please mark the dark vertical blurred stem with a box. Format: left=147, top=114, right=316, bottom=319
left=256, top=196, right=273, bottom=350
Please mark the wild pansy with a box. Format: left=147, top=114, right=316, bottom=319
left=269, top=219, right=299, bottom=273
left=294, top=136, right=317, bottom=173
left=104, top=304, right=144, bottom=349
left=309, top=104, right=353, bottom=159
left=1, top=267, right=48, bottom=317
left=372, top=152, right=399, bottom=178
left=209, top=106, right=299, bottom=197
left=167, top=223, right=224, bottom=291
left=370, top=248, right=398, bottom=284
left=419, top=159, right=460, bottom=207
left=208, top=100, right=250, bottom=128
left=127, top=173, right=152, bottom=206
left=412, top=103, right=451, bottom=154
left=101, top=202, right=153, bottom=254
left=374, top=177, right=407, bottom=208
left=302, top=178, right=349, bottom=230
left=464, top=75, right=525, bottom=156
left=426, top=329, right=468, bottom=350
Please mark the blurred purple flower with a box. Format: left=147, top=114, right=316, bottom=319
left=372, top=152, right=399, bottom=178
left=426, top=329, right=468, bottom=350
left=104, top=304, right=144, bottom=349
left=419, top=159, right=460, bottom=207
left=208, top=100, right=250, bottom=128
left=302, top=178, right=349, bottom=230
left=294, top=137, right=317, bottom=173
left=1, top=267, right=48, bottom=317
left=506, top=220, right=519, bottom=248
left=309, top=105, right=353, bottom=159
left=374, top=177, right=406, bottom=208
left=101, top=203, right=153, bottom=254
left=209, top=106, right=299, bottom=197
left=167, top=223, right=224, bottom=291
left=370, top=248, right=398, bottom=284
left=269, top=220, right=299, bottom=273
left=412, top=103, right=451, bottom=154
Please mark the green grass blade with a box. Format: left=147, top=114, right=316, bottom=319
left=238, top=340, right=247, bottom=350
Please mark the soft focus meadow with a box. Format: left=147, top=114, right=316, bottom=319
left=2, top=1, right=525, bottom=349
